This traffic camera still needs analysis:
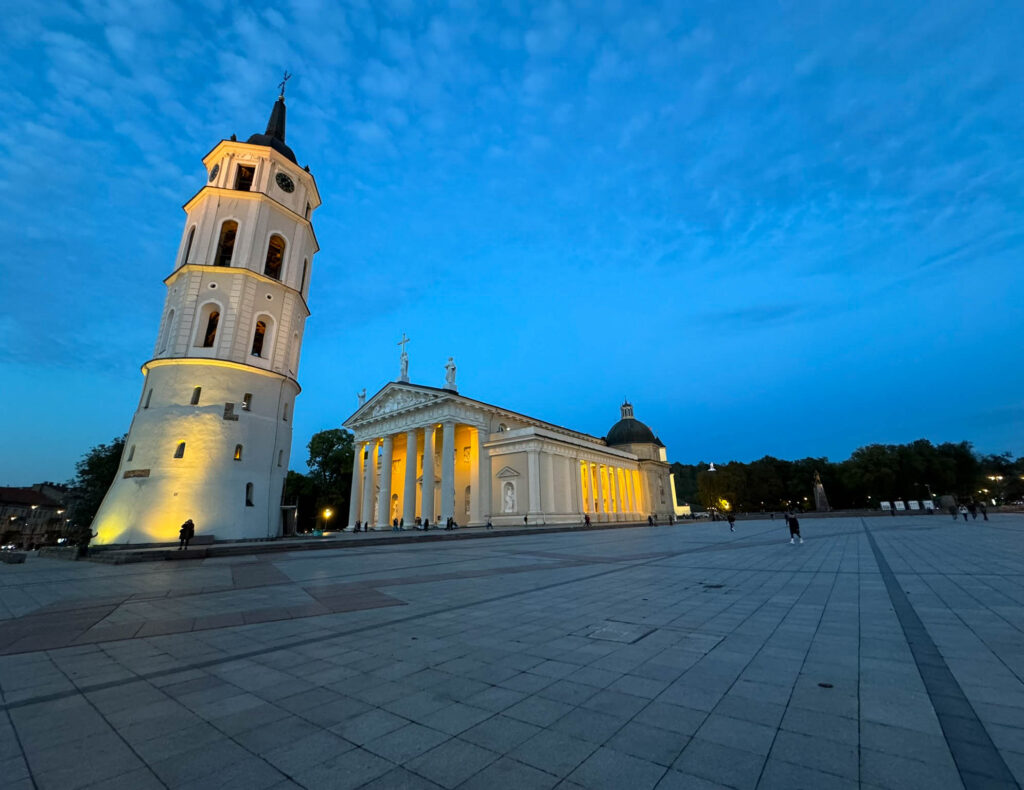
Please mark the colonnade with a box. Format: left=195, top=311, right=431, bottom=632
left=579, top=460, right=644, bottom=519
left=347, top=422, right=490, bottom=529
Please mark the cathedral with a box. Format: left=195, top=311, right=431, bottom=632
left=90, top=91, right=675, bottom=544
left=91, top=88, right=318, bottom=545
left=343, top=361, right=674, bottom=529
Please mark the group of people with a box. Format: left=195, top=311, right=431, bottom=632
left=721, top=511, right=803, bottom=543
left=952, top=502, right=989, bottom=521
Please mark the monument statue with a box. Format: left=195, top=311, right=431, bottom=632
left=357, top=388, right=367, bottom=407
left=813, top=470, right=830, bottom=512
left=444, top=356, right=457, bottom=391
left=397, top=333, right=410, bottom=383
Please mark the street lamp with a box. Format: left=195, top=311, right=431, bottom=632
left=322, top=508, right=333, bottom=532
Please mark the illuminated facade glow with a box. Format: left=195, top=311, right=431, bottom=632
left=91, top=93, right=321, bottom=545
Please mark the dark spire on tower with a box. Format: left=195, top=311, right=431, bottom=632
left=246, top=72, right=297, bottom=163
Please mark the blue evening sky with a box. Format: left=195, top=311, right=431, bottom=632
left=2, top=0, right=1022, bottom=486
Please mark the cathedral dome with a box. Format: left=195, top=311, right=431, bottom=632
left=246, top=95, right=297, bottom=163
left=605, top=401, right=664, bottom=446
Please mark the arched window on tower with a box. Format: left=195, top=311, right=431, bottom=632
left=182, top=226, right=196, bottom=265
left=251, top=321, right=266, bottom=356
left=234, top=444, right=243, bottom=461
left=174, top=442, right=186, bottom=459
left=250, top=315, right=273, bottom=358
left=159, top=308, right=175, bottom=353
left=196, top=306, right=220, bottom=348
left=245, top=483, right=254, bottom=506
left=127, top=445, right=135, bottom=462
left=190, top=386, right=202, bottom=405
left=214, top=221, right=238, bottom=267
left=263, top=235, right=285, bottom=280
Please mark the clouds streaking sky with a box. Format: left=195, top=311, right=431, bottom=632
left=1, top=0, right=1022, bottom=486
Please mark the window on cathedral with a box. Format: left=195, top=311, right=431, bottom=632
left=278, top=450, right=284, bottom=467
left=127, top=445, right=135, bottom=462
left=300, top=259, right=308, bottom=294
left=144, top=389, right=153, bottom=409
left=234, top=165, right=255, bottom=191
left=234, top=444, right=243, bottom=461
left=282, top=403, right=289, bottom=421
left=191, top=386, right=201, bottom=405
left=214, top=221, right=237, bottom=266
left=251, top=321, right=267, bottom=356
left=201, top=310, right=220, bottom=348
left=245, top=483, right=254, bottom=506
left=263, top=235, right=285, bottom=280
left=174, top=442, right=186, bottom=459
left=242, top=393, right=252, bottom=410
left=183, top=226, right=195, bottom=265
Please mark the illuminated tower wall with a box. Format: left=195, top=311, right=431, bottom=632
left=92, top=94, right=320, bottom=544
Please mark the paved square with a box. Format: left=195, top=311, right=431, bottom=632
left=1, top=514, right=1023, bottom=789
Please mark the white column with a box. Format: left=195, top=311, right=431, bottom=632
left=595, top=464, right=605, bottom=520
left=624, top=468, right=635, bottom=515
left=541, top=453, right=555, bottom=523
left=469, top=428, right=481, bottom=525
left=422, top=426, right=436, bottom=525
left=608, top=466, right=618, bottom=516
left=527, top=448, right=541, bottom=518
left=347, top=442, right=363, bottom=528
left=440, top=421, right=456, bottom=523
left=375, top=434, right=393, bottom=528
left=403, top=429, right=418, bottom=526
left=475, top=427, right=490, bottom=524
left=361, top=441, right=377, bottom=527
left=580, top=460, right=589, bottom=516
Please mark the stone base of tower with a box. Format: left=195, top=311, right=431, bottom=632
left=91, top=359, right=298, bottom=546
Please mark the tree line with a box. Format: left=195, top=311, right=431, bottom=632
left=671, top=440, right=1023, bottom=512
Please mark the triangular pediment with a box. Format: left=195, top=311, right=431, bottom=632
left=346, top=384, right=446, bottom=425
left=496, top=466, right=520, bottom=479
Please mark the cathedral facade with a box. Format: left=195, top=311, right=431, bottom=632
left=343, top=370, right=674, bottom=529
left=91, top=91, right=319, bottom=544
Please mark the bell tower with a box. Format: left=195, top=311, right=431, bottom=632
left=92, top=86, right=321, bottom=545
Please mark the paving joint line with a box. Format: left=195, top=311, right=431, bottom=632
left=862, top=520, right=1019, bottom=789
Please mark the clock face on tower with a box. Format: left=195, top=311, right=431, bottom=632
left=208, top=163, right=220, bottom=182
left=275, top=172, right=295, bottom=193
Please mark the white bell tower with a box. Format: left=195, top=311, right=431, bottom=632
left=92, top=85, right=321, bottom=545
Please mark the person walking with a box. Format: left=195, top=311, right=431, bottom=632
left=980, top=503, right=989, bottom=521
left=959, top=504, right=969, bottom=522
left=423, top=518, right=429, bottom=531
left=486, top=517, right=493, bottom=530
left=179, top=518, right=195, bottom=550
left=967, top=503, right=978, bottom=520
left=727, top=513, right=736, bottom=532
left=786, top=513, right=802, bottom=544
left=584, top=514, right=591, bottom=527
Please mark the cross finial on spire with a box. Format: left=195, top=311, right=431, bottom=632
left=278, top=71, right=292, bottom=98
left=397, top=333, right=410, bottom=354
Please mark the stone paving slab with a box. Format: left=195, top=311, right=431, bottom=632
left=0, top=514, right=1023, bottom=788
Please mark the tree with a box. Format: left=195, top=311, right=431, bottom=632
left=304, top=429, right=355, bottom=527
left=67, top=435, right=125, bottom=529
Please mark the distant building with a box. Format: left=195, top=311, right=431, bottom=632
left=0, top=486, right=67, bottom=548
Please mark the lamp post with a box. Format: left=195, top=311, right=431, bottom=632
left=322, top=508, right=333, bottom=533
